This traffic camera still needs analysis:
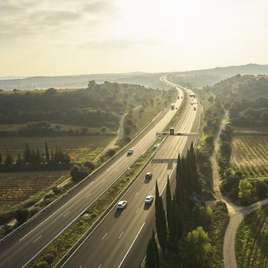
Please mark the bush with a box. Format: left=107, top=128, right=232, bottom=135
left=71, top=165, right=89, bottom=182
left=15, top=208, right=29, bottom=224
left=255, top=181, right=268, bottom=199
left=84, top=161, right=95, bottom=172
left=34, top=261, right=50, bottom=268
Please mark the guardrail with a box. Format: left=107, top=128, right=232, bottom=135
left=0, top=99, right=171, bottom=244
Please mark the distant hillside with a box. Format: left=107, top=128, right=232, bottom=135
left=168, top=64, right=268, bottom=87
left=212, top=74, right=268, bottom=128
left=0, top=72, right=162, bottom=90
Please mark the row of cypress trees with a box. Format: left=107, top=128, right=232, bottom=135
left=0, top=142, right=70, bottom=171
left=146, top=144, right=209, bottom=268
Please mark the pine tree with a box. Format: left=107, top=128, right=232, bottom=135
left=155, top=181, right=168, bottom=254
left=0, top=152, right=2, bottom=164
left=145, top=231, right=159, bottom=268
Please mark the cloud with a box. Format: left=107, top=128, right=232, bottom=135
left=0, top=0, right=114, bottom=42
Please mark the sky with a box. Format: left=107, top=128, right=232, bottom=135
left=1, top=0, right=268, bottom=76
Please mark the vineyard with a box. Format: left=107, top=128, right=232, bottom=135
left=236, top=206, right=268, bottom=268
left=0, top=171, right=67, bottom=214
left=231, top=135, right=268, bottom=178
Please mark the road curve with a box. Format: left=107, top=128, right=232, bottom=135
left=211, top=113, right=268, bottom=268
left=0, top=80, right=184, bottom=268
left=63, top=76, right=200, bottom=268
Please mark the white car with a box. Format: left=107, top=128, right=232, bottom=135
left=127, top=148, right=134, bottom=156
left=144, top=195, right=154, bottom=205
left=117, top=200, right=128, bottom=209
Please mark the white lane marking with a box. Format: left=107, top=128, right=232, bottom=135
left=118, top=222, right=145, bottom=268
left=32, top=235, right=42, bottom=244
left=118, top=232, right=124, bottom=239
left=98, top=264, right=102, bottom=268
left=102, top=233, right=108, bottom=240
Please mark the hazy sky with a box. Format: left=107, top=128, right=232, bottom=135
left=1, top=0, right=268, bottom=76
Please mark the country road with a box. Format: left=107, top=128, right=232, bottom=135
left=0, top=77, right=184, bottom=268
left=62, top=76, right=200, bottom=268
left=211, top=114, right=268, bottom=268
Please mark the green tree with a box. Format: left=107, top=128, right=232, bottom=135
left=238, top=179, right=254, bottom=203
left=185, top=226, right=213, bottom=268
left=0, top=152, right=2, bottom=164
left=145, top=231, right=159, bottom=268
left=155, top=182, right=168, bottom=254
left=5, top=151, right=13, bottom=166
left=166, top=177, right=173, bottom=238
left=45, top=141, right=50, bottom=162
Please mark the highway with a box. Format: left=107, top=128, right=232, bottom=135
left=63, top=77, right=200, bottom=268
left=0, top=78, right=184, bottom=268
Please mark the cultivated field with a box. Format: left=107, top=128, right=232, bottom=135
left=231, top=135, right=268, bottom=178
left=0, top=135, right=114, bottom=163
left=236, top=206, right=268, bottom=268
left=0, top=170, right=67, bottom=213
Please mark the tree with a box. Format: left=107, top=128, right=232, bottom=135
left=166, top=177, right=173, bottom=238
left=5, top=151, right=13, bottom=166
left=185, top=226, right=213, bottom=268
left=45, top=142, right=50, bottom=162
left=70, top=165, right=89, bottom=182
left=0, top=152, right=2, bottom=164
left=145, top=231, right=159, bottom=268
left=155, top=182, right=168, bottom=254
left=255, top=181, right=268, bottom=199
left=238, top=179, right=254, bottom=203
left=15, top=208, right=30, bottom=224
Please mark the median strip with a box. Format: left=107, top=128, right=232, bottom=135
left=26, top=140, right=162, bottom=268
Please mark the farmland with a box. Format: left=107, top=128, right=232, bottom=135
left=236, top=206, right=268, bottom=268
left=0, top=135, right=114, bottom=163
left=0, top=171, right=67, bottom=214
left=231, top=134, right=268, bottom=178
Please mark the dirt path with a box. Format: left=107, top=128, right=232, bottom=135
left=211, top=113, right=268, bottom=268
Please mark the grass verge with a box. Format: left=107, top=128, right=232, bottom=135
left=208, top=201, right=229, bottom=268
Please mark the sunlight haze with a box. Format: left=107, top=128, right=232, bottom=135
left=1, top=0, right=268, bottom=75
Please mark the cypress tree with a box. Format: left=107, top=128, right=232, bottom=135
left=45, top=141, right=50, bottom=162
left=166, top=177, right=173, bottom=237
left=5, top=151, right=13, bottom=166
left=0, top=152, right=2, bottom=164
left=145, top=231, right=159, bottom=268
left=155, top=181, right=168, bottom=254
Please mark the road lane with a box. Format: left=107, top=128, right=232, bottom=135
left=63, top=79, right=199, bottom=268
left=0, top=85, right=184, bottom=268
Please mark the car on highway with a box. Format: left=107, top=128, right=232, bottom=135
left=127, top=148, right=134, bottom=156
left=145, top=172, right=152, bottom=181
left=117, top=200, right=128, bottom=210
left=144, top=195, right=154, bottom=205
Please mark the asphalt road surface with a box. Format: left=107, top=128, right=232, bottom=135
left=0, top=80, right=184, bottom=268
left=63, top=77, right=200, bottom=268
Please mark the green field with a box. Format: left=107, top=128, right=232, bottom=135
left=236, top=206, right=268, bottom=268
left=231, top=135, right=268, bottom=178
left=0, top=135, right=114, bottom=163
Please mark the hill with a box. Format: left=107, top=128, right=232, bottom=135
left=0, top=73, right=162, bottom=91
left=169, top=63, right=268, bottom=87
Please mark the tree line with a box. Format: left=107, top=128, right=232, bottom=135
left=0, top=142, right=70, bottom=172
left=146, top=144, right=214, bottom=268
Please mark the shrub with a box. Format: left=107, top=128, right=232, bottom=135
left=71, top=165, right=89, bottom=182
